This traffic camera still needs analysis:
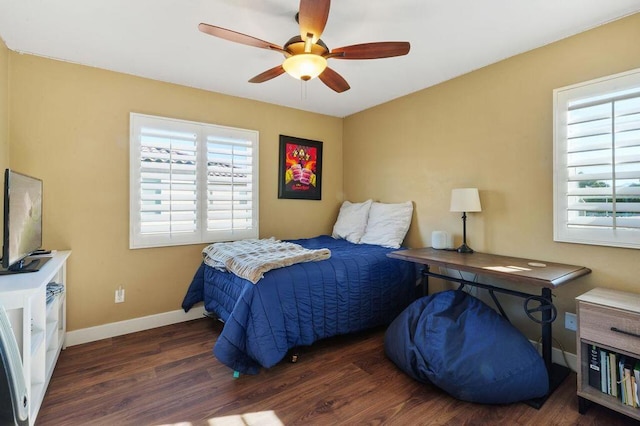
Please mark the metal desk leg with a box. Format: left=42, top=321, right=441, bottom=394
left=420, top=265, right=430, bottom=297
left=527, top=287, right=571, bottom=409
left=541, top=287, right=553, bottom=373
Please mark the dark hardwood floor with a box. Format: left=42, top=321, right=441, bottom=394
left=37, top=318, right=637, bottom=425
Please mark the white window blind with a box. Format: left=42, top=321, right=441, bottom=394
left=554, top=68, right=640, bottom=249
left=130, top=113, right=259, bottom=249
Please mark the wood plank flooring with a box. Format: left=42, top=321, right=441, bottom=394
left=37, top=318, right=638, bottom=425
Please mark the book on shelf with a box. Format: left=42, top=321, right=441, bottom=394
left=633, top=360, right=640, bottom=407
left=588, top=344, right=601, bottom=390
left=623, top=358, right=637, bottom=408
left=619, top=356, right=626, bottom=404
left=601, top=348, right=608, bottom=394
left=609, top=351, right=618, bottom=398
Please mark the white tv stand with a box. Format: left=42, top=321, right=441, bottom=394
left=0, top=250, right=70, bottom=425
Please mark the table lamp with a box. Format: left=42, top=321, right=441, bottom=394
left=450, top=188, right=482, bottom=253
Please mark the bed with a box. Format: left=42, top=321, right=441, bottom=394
left=182, top=234, right=417, bottom=375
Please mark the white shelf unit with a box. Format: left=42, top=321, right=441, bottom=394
left=0, top=251, right=70, bottom=425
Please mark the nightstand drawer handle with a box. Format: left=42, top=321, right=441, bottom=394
left=610, top=327, right=640, bottom=339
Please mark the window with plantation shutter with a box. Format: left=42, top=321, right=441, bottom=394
left=554, top=68, right=640, bottom=249
left=130, top=113, right=259, bottom=249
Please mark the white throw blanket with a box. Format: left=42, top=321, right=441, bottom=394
left=202, top=237, right=331, bottom=284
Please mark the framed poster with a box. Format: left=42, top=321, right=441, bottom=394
left=278, top=135, right=323, bottom=200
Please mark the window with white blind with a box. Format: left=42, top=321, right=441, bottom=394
left=130, top=113, right=259, bottom=249
left=553, top=68, right=640, bottom=249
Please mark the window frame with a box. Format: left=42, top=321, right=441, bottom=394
left=129, top=113, right=259, bottom=249
left=553, top=68, right=640, bottom=249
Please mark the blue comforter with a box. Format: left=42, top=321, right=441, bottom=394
left=182, top=235, right=416, bottom=374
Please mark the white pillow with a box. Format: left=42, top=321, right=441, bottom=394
left=360, top=201, right=413, bottom=248
left=332, top=199, right=373, bottom=243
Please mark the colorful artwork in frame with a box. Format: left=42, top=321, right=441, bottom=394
left=278, top=135, right=323, bottom=200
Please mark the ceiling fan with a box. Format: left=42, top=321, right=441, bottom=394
left=198, top=0, right=410, bottom=93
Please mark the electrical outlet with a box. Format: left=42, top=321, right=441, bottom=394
left=565, top=312, right=577, bottom=331
left=115, top=287, right=125, bottom=303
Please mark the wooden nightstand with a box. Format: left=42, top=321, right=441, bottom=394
left=576, top=288, right=640, bottom=421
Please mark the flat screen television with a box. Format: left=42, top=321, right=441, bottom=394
left=1, top=169, right=49, bottom=274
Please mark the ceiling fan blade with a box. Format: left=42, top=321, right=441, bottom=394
left=198, top=23, right=286, bottom=53
left=319, top=67, right=350, bottom=93
left=298, top=0, right=331, bottom=43
left=249, top=65, right=286, bottom=83
left=329, top=42, right=411, bottom=60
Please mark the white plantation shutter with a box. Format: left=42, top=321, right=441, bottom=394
left=204, top=132, right=256, bottom=241
left=139, top=127, right=198, bottom=239
left=130, top=114, right=258, bottom=249
left=554, top=68, right=640, bottom=249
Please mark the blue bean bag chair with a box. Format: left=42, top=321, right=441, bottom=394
left=384, top=290, right=548, bottom=404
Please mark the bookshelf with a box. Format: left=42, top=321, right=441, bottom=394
left=0, top=251, right=70, bottom=425
left=576, top=288, right=640, bottom=421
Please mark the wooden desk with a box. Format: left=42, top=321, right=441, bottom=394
left=388, top=247, right=591, bottom=408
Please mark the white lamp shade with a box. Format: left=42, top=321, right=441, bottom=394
left=450, top=188, right=482, bottom=212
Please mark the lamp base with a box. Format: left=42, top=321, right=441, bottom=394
left=456, top=243, right=474, bottom=254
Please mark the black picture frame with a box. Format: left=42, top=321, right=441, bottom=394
left=278, top=135, right=323, bottom=200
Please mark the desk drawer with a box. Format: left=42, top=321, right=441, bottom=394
left=578, top=302, right=640, bottom=355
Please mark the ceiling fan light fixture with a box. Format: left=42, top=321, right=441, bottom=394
left=282, top=54, right=327, bottom=81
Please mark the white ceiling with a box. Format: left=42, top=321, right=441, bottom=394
left=1, top=0, right=639, bottom=118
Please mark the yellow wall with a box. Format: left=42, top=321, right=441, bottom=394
left=0, top=38, right=8, bottom=173
left=343, top=13, right=640, bottom=353
left=5, top=13, right=640, bottom=355
left=8, top=55, right=343, bottom=330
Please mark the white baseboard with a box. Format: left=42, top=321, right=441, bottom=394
left=553, top=345, right=578, bottom=373
left=531, top=339, right=578, bottom=373
left=65, top=305, right=206, bottom=347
